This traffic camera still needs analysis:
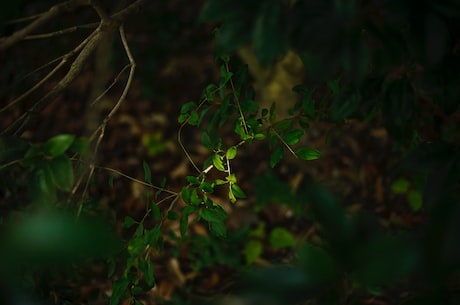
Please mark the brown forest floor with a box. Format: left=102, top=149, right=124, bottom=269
left=0, top=2, right=424, bottom=305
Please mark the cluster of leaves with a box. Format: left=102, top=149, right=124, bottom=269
left=2, top=1, right=460, bottom=305
left=197, top=0, right=460, bottom=304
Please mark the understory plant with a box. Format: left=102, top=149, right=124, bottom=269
left=1, top=1, right=460, bottom=305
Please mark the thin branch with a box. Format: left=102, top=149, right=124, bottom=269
left=0, top=0, right=90, bottom=50
left=6, top=14, right=43, bottom=25
left=270, top=127, right=298, bottom=157
left=23, top=23, right=98, bottom=40
left=2, top=26, right=107, bottom=136
left=76, top=25, right=135, bottom=216
left=226, top=62, right=249, bottom=135
left=89, top=25, right=135, bottom=141
left=90, top=64, right=131, bottom=107
left=111, top=0, right=149, bottom=23
left=90, top=0, right=110, bottom=23
left=177, top=123, right=201, bottom=174
left=96, top=165, right=178, bottom=196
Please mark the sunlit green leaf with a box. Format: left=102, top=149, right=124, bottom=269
left=212, top=153, right=226, bottom=172
left=226, top=146, right=237, bottom=160
left=269, top=227, right=296, bottom=248
left=244, top=240, right=263, bottom=264
left=284, top=129, right=304, bottom=145
left=43, top=134, right=75, bottom=157
left=226, top=173, right=237, bottom=184
left=296, top=147, right=321, bottom=160
left=254, top=133, right=266, bottom=140
left=231, top=183, right=247, bottom=199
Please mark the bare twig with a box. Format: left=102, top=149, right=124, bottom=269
left=0, top=0, right=90, bottom=50
left=0, top=30, right=98, bottom=114
left=23, top=23, right=98, bottom=40
left=2, top=26, right=107, bottom=135
left=2, top=0, right=148, bottom=135
left=90, top=0, right=110, bottom=23
left=76, top=25, right=136, bottom=217
left=89, top=25, right=135, bottom=141
left=90, top=64, right=131, bottom=107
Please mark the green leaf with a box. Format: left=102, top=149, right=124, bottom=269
left=167, top=211, right=179, bottom=220
left=226, top=173, right=237, bottom=184
left=110, top=277, right=130, bottom=305
left=231, top=183, right=247, bottom=199
left=209, top=220, right=227, bottom=237
left=142, top=258, right=155, bottom=288
left=212, top=153, right=226, bottom=172
left=186, top=176, right=200, bottom=185
left=214, top=179, right=227, bottom=185
left=108, top=176, right=114, bottom=188
left=188, top=110, right=200, bottom=126
left=269, top=227, right=296, bottom=248
left=180, top=206, right=196, bottom=237
left=70, top=137, right=90, bottom=155
left=201, top=131, right=213, bottom=150
left=143, top=161, right=152, bottom=184
left=219, top=65, right=233, bottom=86
left=200, top=206, right=228, bottom=223
left=391, top=178, right=410, bottom=194
left=190, top=188, right=202, bottom=206
left=49, top=154, right=74, bottom=191
left=150, top=202, right=162, bottom=221
left=44, top=134, right=75, bottom=157
left=226, top=146, right=237, bottom=160
left=274, top=119, right=293, bottom=133
left=180, top=101, right=196, bottom=114
left=270, top=146, right=284, bottom=168
left=408, top=190, right=422, bottom=212
left=284, top=129, right=304, bottom=145
left=123, top=216, right=137, bottom=228
left=244, top=240, right=263, bottom=264
left=29, top=165, right=57, bottom=205
left=181, top=187, right=191, bottom=204
left=178, top=113, right=188, bottom=124
left=296, top=147, right=321, bottom=160
left=200, top=182, right=214, bottom=193
left=254, top=133, right=266, bottom=140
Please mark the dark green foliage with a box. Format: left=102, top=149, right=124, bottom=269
left=2, top=1, right=460, bottom=304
